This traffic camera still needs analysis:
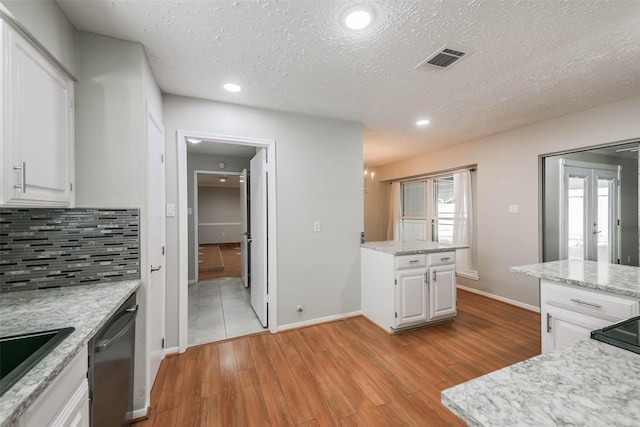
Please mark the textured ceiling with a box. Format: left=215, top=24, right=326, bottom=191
left=57, top=0, right=640, bottom=166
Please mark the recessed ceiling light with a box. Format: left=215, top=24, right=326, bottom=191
left=224, top=83, right=242, bottom=93
left=343, top=6, right=373, bottom=30
left=187, top=138, right=202, bottom=144
left=416, top=119, right=430, bottom=126
left=219, top=177, right=227, bottom=183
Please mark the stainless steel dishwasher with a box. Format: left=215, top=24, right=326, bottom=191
left=89, top=293, right=137, bottom=427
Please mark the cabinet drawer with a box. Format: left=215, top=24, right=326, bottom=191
left=395, top=254, right=426, bottom=270
left=426, top=251, right=455, bottom=266
left=543, top=281, right=639, bottom=321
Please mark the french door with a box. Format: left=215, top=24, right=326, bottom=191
left=561, top=161, right=620, bottom=263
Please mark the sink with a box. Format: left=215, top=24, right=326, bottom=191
left=0, top=327, right=74, bottom=396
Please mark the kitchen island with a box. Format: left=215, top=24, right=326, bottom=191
left=0, top=280, right=140, bottom=427
left=442, top=338, right=640, bottom=426
left=361, top=240, right=467, bottom=332
left=442, top=259, right=640, bottom=426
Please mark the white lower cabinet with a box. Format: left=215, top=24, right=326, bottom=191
left=362, top=248, right=457, bottom=333
left=395, top=268, right=428, bottom=327
left=541, top=280, right=640, bottom=353
left=429, top=264, right=457, bottom=321
left=14, top=347, right=89, bottom=427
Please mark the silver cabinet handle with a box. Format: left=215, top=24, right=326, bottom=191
left=570, top=298, right=601, bottom=308
left=409, top=259, right=420, bottom=264
left=432, top=271, right=436, bottom=282
left=424, top=272, right=428, bottom=284
left=546, top=313, right=552, bottom=333
left=150, top=265, right=162, bottom=272
left=440, top=257, right=451, bottom=261
left=13, top=162, right=26, bottom=193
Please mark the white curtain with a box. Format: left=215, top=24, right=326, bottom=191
left=453, top=171, right=476, bottom=275
left=387, top=182, right=403, bottom=240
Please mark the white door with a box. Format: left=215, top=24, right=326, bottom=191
left=428, top=265, right=457, bottom=321
left=147, top=111, right=166, bottom=386
left=394, top=270, right=428, bottom=328
left=250, top=149, right=268, bottom=327
left=240, top=169, right=249, bottom=288
left=562, top=165, right=619, bottom=263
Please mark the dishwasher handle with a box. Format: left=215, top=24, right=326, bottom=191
left=95, top=305, right=138, bottom=353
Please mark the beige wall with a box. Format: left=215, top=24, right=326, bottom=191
left=372, top=95, right=640, bottom=309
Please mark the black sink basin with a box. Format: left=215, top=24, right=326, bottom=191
left=0, top=327, right=74, bottom=396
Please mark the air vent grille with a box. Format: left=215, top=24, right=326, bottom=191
left=417, top=46, right=470, bottom=71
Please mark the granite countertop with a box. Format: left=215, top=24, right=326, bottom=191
left=510, top=259, right=640, bottom=298
left=361, top=240, right=467, bottom=255
left=0, top=280, right=140, bottom=427
left=442, top=339, right=640, bottom=426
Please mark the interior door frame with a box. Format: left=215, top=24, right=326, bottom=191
left=559, top=159, right=621, bottom=262
left=192, top=169, right=243, bottom=284
left=176, top=130, right=278, bottom=353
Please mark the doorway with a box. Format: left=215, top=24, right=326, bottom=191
left=189, top=169, right=263, bottom=346
left=176, top=131, right=278, bottom=353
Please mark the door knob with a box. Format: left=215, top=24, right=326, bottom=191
left=151, top=265, right=162, bottom=272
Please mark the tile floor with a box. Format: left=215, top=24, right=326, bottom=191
left=187, top=276, right=265, bottom=347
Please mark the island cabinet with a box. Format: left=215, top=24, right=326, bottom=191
left=541, top=280, right=640, bottom=353
left=0, top=18, right=74, bottom=207
left=362, top=247, right=457, bottom=333
left=13, top=347, right=89, bottom=427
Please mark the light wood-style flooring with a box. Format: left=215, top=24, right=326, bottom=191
left=198, top=243, right=242, bottom=281
left=133, top=290, right=540, bottom=426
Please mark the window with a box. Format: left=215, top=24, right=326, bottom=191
left=400, top=171, right=477, bottom=278
left=401, top=175, right=455, bottom=243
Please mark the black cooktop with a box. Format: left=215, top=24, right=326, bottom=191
left=591, top=316, right=640, bottom=355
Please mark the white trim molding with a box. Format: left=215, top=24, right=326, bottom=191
left=457, top=284, right=540, bottom=313
left=278, top=310, right=363, bottom=332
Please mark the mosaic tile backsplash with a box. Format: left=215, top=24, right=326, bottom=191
left=0, top=208, right=139, bottom=292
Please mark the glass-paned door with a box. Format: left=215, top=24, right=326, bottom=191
left=562, top=165, right=619, bottom=263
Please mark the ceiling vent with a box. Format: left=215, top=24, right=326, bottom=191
left=417, top=46, right=470, bottom=71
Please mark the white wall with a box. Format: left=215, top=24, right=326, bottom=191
left=0, top=0, right=78, bottom=78
left=198, top=186, right=242, bottom=244
left=374, top=95, right=640, bottom=308
left=164, top=94, right=364, bottom=346
left=75, top=31, right=162, bottom=414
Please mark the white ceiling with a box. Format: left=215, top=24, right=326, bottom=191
left=57, top=0, right=640, bottom=166
left=198, top=173, right=241, bottom=188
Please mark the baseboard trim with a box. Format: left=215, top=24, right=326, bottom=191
left=278, top=310, right=363, bottom=332
left=130, top=404, right=149, bottom=421
left=163, top=346, right=180, bottom=357
left=457, top=284, right=540, bottom=313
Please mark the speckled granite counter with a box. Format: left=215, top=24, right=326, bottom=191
left=0, top=280, right=140, bottom=427
left=511, top=259, right=640, bottom=298
left=442, top=339, right=640, bottom=426
left=361, top=240, right=466, bottom=255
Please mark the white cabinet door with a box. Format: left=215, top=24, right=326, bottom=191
left=1, top=20, right=74, bottom=207
left=394, top=269, right=428, bottom=328
left=49, top=379, right=90, bottom=427
left=543, top=305, right=614, bottom=353
left=428, top=264, right=457, bottom=321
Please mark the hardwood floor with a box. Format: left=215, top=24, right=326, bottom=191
left=133, top=290, right=540, bottom=426
left=198, top=243, right=242, bottom=281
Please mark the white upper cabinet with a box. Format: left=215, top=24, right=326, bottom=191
left=1, top=19, right=74, bottom=207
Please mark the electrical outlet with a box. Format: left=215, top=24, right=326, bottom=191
left=313, top=221, right=321, bottom=232
left=508, top=204, right=519, bottom=214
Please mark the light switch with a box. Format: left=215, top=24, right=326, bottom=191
left=508, top=204, right=519, bottom=214
left=166, top=203, right=176, bottom=217
left=313, top=221, right=321, bottom=232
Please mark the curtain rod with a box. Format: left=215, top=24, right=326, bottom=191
left=392, top=165, right=477, bottom=184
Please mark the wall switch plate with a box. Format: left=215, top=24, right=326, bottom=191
left=508, top=204, right=519, bottom=214
left=313, top=221, right=321, bottom=232
left=166, top=203, right=176, bottom=217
